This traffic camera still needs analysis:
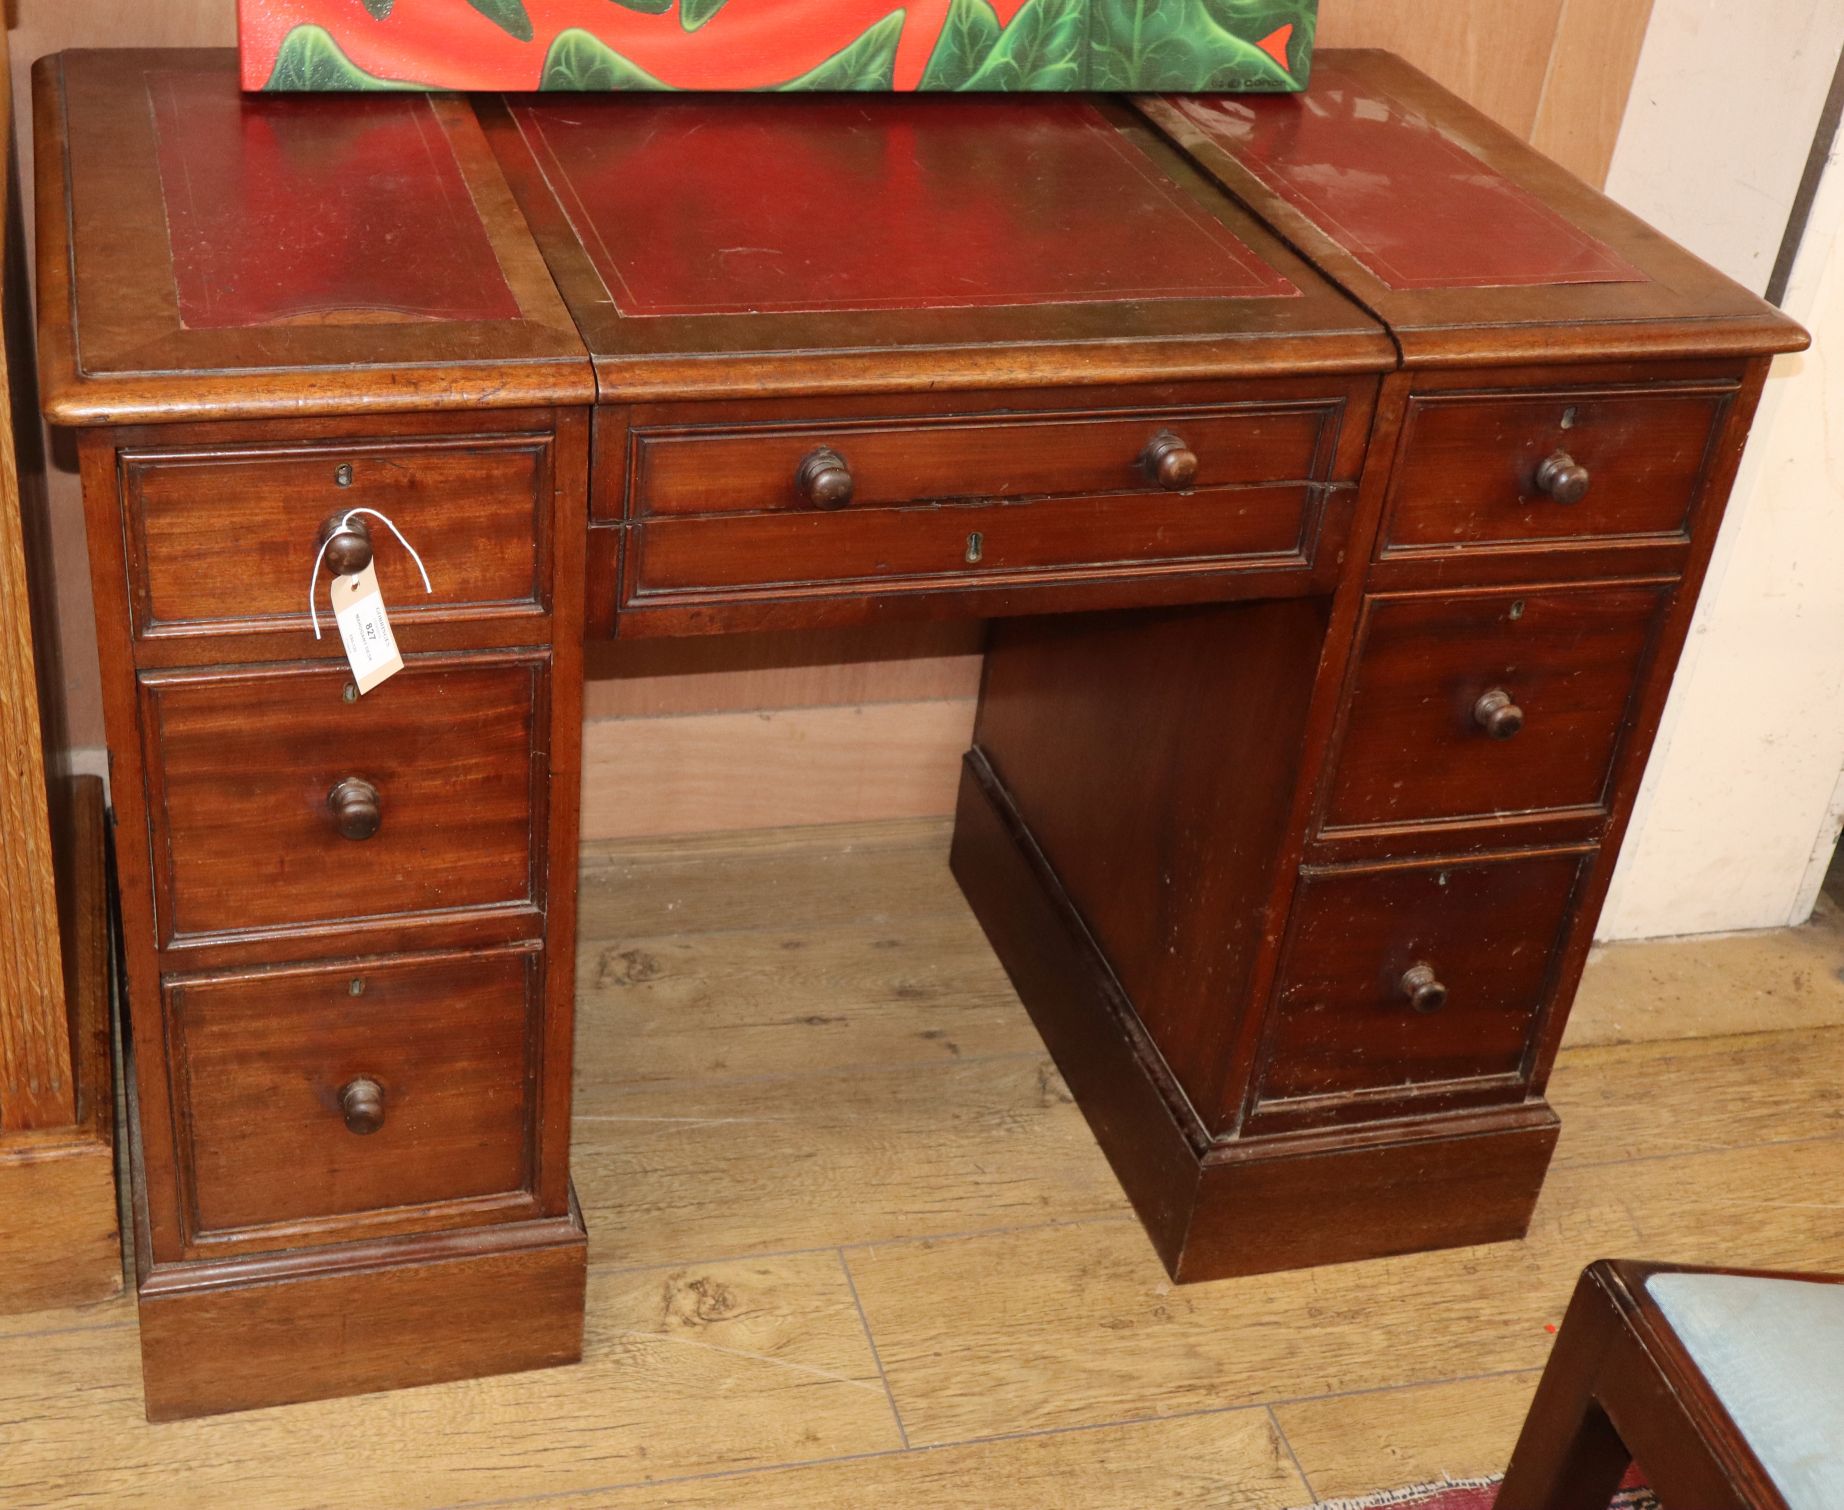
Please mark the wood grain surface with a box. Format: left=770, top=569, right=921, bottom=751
left=9, top=0, right=1661, bottom=801
left=580, top=699, right=977, bottom=840
left=0, top=23, right=121, bottom=1314
left=1318, top=0, right=1658, bottom=184
left=0, top=22, right=70, bottom=1134
left=0, top=778, right=121, bottom=1312
left=4, top=822, right=1843, bottom=1502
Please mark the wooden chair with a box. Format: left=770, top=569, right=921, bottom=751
left=1497, top=1259, right=1844, bottom=1509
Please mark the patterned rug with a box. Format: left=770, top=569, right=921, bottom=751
left=1294, top=1468, right=1658, bottom=1509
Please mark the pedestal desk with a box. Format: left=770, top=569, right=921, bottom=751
left=35, top=49, right=1806, bottom=1419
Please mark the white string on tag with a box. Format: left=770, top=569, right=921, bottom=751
left=307, top=507, right=434, bottom=639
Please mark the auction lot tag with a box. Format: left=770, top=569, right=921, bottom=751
left=331, top=563, right=403, bottom=694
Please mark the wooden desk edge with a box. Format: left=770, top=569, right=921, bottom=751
left=1134, top=50, right=1811, bottom=369
left=31, top=54, right=598, bottom=431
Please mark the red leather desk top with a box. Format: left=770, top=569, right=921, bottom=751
left=1159, top=61, right=1643, bottom=293
left=510, top=94, right=1298, bottom=318
left=151, top=70, right=522, bottom=330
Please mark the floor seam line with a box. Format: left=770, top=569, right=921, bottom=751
left=569, top=902, right=972, bottom=948
left=573, top=1049, right=1048, bottom=1103
left=1263, top=1363, right=1545, bottom=1412
left=837, top=1247, right=911, bottom=1450
left=1554, top=1127, right=1844, bottom=1172
left=1268, top=1403, right=1319, bottom=1504
left=0, top=1318, right=136, bottom=1342
left=1553, top=1020, right=1844, bottom=1060
left=584, top=1212, right=1138, bottom=1278
left=431, top=1400, right=1281, bottom=1510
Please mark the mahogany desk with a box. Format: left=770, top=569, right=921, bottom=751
left=34, top=49, right=1806, bottom=1419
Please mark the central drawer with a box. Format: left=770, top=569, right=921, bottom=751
left=141, top=654, right=545, bottom=945
left=169, top=948, right=537, bottom=1246
left=630, top=404, right=1337, bottom=516
left=617, top=399, right=1345, bottom=613
left=629, top=485, right=1322, bottom=600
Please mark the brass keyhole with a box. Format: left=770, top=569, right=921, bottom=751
left=965, top=531, right=984, bottom=564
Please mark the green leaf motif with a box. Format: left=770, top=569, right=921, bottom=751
left=920, top=0, right=1001, bottom=89
left=264, top=25, right=416, bottom=90
left=1090, top=0, right=1297, bottom=91
left=359, top=0, right=395, bottom=18
left=961, top=0, right=1084, bottom=89
left=540, top=29, right=673, bottom=88
left=537, top=0, right=1311, bottom=93
left=1206, top=0, right=1314, bottom=80
left=778, top=12, right=905, bottom=90
left=680, top=0, right=729, bottom=31
left=466, top=0, right=535, bottom=40
left=541, top=15, right=902, bottom=91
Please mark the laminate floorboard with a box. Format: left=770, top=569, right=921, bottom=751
left=7, top=820, right=1837, bottom=1508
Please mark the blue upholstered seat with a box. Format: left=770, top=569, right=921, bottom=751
left=1645, top=1273, right=1844, bottom=1510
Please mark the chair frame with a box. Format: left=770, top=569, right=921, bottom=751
left=1497, top=1258, right=1839, bottom=1509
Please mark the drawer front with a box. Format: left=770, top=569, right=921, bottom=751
left=123, top=433, right=551, bottom=636
left=1381, top=385, right=1732, bottom=556
left=631, top=402, right=1339, bottom=518
left=1256, top=851, right=1590, bottom=1118
left=628, top=484, right=1320, bottom=603
left=170, top=949, right=535, bottom=1242
left=144, top=656, right=543, bottom=944
left=1322, top=584, right=1671, bottom=835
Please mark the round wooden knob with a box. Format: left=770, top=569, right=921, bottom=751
left=1535, top=451, right=1591, bottom=505
left=328, top=778, right=382, bottom=840
left=1142, top=431, right=1199, bottom=491
left=340, top=1078, right=385, bottom=1135
left=1473, top=688, right=1526, bottom=741
left=317, top=513, right=374, bottom=575
left=796, top=447, right=854, bottom=509
left=1399, top=964, right=1448, bottom=1015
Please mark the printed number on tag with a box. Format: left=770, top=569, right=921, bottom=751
left=331, top=563, right=404, bottom=695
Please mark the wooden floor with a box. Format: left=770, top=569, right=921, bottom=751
left=6, top=819, right=1844, bottom=1508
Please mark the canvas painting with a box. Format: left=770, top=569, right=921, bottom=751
left=240, top=0, right=1318, bottom=93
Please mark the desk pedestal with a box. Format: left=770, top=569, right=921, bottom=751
left=956, top=752, right=1562, bottom=1280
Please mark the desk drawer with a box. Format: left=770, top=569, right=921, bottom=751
left=1321, top=584, right=1670, bottom=835
left=1381, top=386, right=1733, bottom=556
left=170, top=949, right=535, bottom=1244
left=1255, top=850, right=1590, bottom=1120
left=143, top=655, right=543, bottom=945
left=122, top=433, right=552, bottom=638
left=631, top=403, right=1338, bottom=518
left=627, top=485, right=1321, bottom=605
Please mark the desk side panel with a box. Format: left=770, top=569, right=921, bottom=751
left=971, top=596, right=1328, bottom=1129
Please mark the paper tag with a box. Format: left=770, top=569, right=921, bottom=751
left=330, top=563, right=403, bottom=695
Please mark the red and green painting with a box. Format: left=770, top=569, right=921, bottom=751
left=240, top=0, right=1317, bottom=92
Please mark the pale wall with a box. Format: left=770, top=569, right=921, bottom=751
left=1598, top=0, right=1844, bottom=939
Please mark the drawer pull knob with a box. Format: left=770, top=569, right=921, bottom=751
left=328, top=778, right=382, bottom=840
left=317, top=511, right=374, bottom=575
left=340, top=1078, right=386, bottom=1135
left=1535, top=451, right=1591, bottom=505
left=1142, top=431, right=1199, bottom=491
left=1400, top=964, right=1449, bottom=1015
left=1473, top=688, right=1525, bottom=741
left=796, top=447, right=854, bottom=509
